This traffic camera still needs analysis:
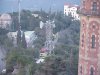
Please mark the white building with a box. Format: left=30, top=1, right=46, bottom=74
left=40, top=21, right=44, bottom=29
left=7, top=32, right=17, bottom=47
left=32, top=13, right=39, bottom=18
left=0, top=14, right=12, bottom=29
left=7, top=31, right=37, bottom=47
left=25, top=31, right=37, bottom=47
left=36, top=58, right=45, bottom=64
left=64, top=3, right=80, bottom=20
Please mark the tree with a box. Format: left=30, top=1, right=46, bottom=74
left=17, top=30, right=22, bottom=46
left=34, top=55, right=67, bottom=75
left=22, top=32, right=27, bottom=48
left=6, top=47, right=34, bottom=75
left=53, top=44, right=79, bottom=75
left=0, top=28, right=8, bottom=35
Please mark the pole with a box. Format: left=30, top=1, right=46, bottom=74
left=18, top=0, right=21, bottom=29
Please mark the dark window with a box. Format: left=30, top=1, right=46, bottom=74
left=92, top=25, right=95, bottom=29
left=80, top=66, right=82, bottom=74
left=82, top=34, right=84, bottom=47
left=83, top=24, right=84, bottom=27
left=65, top=12, right=66, bottom=15
left=92, top=35, right=95, bottom=48
left=82, top=0, right=85, bottom=8
left=92, top=2, right=97, bottom=11
left=90, top=67, right=94, bottom=75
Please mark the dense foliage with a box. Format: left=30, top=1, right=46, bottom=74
left=0, top=10, right=80, bottom=75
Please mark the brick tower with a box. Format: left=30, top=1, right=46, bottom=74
left=78, top=0, right=100, bottom=75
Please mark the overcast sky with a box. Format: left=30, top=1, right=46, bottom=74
left=0, top=0, right=80, bottom=13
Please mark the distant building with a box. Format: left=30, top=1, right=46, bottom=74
left=64, top=3, right=80, bottom=20
left=36, top=58, right=44, bottom=64
left=7, top=31, right=37, bottom=47
left=0, top=14, right=12, bottom=29
left=40, top=21, right=44, bottom=29
left=40, top=48, right=48, bottom=59
left=7, top=32, right=17, bottom=47
left=25, top=31, right=37, bottom=47
left=32, top=13, right=39, bottom=18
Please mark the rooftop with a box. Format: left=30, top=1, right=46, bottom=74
left=64, top=3, right=79, bottom=8
left=25, top=31, right=35, bottom=37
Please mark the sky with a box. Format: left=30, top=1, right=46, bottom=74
left=0, top=0, right=80, bottom=13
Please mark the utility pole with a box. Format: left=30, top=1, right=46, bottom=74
left=18, top=0, right=21, bottom=30
left=17, top=0, right=22, bottom=46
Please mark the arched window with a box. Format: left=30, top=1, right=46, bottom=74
left=92, top=35, right=95, bottom=48
left=90, top=67, right=94, bottom=75
left=92, top=2, right=97, bottom=11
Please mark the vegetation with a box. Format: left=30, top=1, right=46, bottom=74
left=6, top=47, right=34, bottom=75
left=21, top=32, right=27, bottom=48
left=0, top=10, right=80, bottom=75
left=17, top=29, right=22, bottom=46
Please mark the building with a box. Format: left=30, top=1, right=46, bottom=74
left=32, top=13, right=39, bottom=18
left=7, top=32, right=17, bottom=47
left=25, top=31, right=37, bottom=47
left=0, top=14, right=12, bottom=29
left=40, top=48, right=48, bottom=59
left=64, top=3, right=80, bottom=20
left=36, top=58, right=44, bottom=64
left=7, top=31, right=37, bottom=47
left=40, top=21, right=44, bottom=29
left=78, top=0, right=100, bottom=75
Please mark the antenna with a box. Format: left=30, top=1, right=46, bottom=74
left=52, top=11, right=57, bottom=23
left=48, top=7, right=51, bottom=20
left=18, top=0, right=21, bottom=29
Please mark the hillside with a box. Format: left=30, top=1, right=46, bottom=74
left=0, top=10, right=80, bottom=75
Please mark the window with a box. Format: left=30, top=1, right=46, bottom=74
left=92, top=25, right=95, bottom=29
left=82, top=0, right=85, bottom=9
left=92, top=2, right=97, bottom=11
left=90, top=67, right=94, bottom=75
left=82, top=34, right=84, bottom=47
left=83, top=24, right=84, bottom=27
left=80, top=66, right=82, bottom=74
left=65, top=12, right=66, bottom=15
left=92, top=35, right=95, bottom=48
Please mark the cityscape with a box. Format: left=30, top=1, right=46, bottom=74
left=0, top=0, right=99, bottom=75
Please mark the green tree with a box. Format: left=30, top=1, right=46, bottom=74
left=0, top=28, right=8, bottom=35
left=6, top=47, right=34, bottom=75
left=17, top=30, right=21, bottom=46
left=22, top=32, right=27, bottom=48
left=34, top=55, right=67, bottom=75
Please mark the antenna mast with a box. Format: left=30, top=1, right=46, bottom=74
left=18, top=0, right=21, bottom=29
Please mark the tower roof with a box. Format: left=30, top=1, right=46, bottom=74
left=79, top=0, right=100, bottom=16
